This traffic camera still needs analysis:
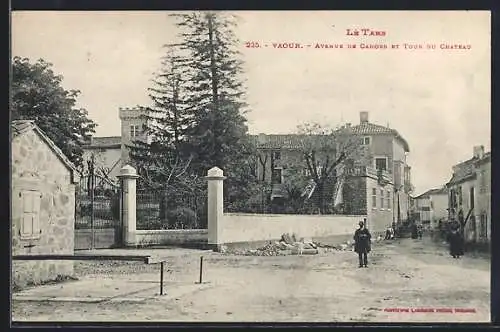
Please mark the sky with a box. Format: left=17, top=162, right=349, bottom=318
left=11, top=11, right=491, bottom=196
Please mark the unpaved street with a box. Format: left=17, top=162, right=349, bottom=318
left=12, top=238, right=490, bottom=322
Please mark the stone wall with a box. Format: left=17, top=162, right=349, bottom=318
left=134, top=229, right=208, bottom=247
left=11, top=130, right=75, bottom=289
left=219, top=213, right=364, bottom=244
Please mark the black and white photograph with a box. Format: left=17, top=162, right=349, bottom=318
left=10, top=10, right=491, bottom=323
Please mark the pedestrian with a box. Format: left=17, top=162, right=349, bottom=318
left=354, top=220, right=372, bottom=268
left=418, top=224, right=423, bottom=239
left=448, top=225, right=465, bottom=258
left=392, top=221, right=397, bottom=238
left=385, top=225, right=391, bottom=240
left=411, top=223, right=418, bottom=239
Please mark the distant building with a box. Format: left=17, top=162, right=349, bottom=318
left=446, top=145, right=491, bottom=244
left=412, top=187, right=448, bottom=229
left=81, top=107, right=150, bottom=183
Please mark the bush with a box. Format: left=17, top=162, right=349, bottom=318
left=167, top=207, right=198, bottom=229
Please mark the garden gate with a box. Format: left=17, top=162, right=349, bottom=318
left=74, top=173, right=122, bottom=250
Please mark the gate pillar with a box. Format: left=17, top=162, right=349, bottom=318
left=117, top=165, right=139, bottom=247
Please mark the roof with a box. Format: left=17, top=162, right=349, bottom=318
left=475, top=152, right=491, bottom=165
left=251, top=122, right=410, bottom=152
left=83, top=136, right=122, bottom=149
left=12, top=120, right=80, bottom=184
left=446, top=153, right=488, bottom=187
left=414, top=187, right=447, bottom=199
left=350, top=122, right=410, bottom=152
left=250, top=134, right=310, bottom=149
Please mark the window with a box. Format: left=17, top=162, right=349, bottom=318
left=430, top=201, right=434, bottom=209
left=372, top=188, right=377, bottom=208
left=386, top=190, right=391, bottom=210
left=130, top=125, right=140, bottom=138
left=272, top=151, right=281, bottom=160
left=380, top=189, right=384, bottom=208
left=480, top=214, right=488, bottom=239
left=20, top=190, right=41, bottom=239
left=375, top=157, right=388, bottom=171
left=303, top=168, right=311, bottom=177
left=272, top=168, right=282, bottom=184
left=458, top=186, right=463, bottom=206
left=470, top=187, right=475, bottom=209
left=361, top=137, right=371, bottom=145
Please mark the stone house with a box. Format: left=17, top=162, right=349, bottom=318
left=11, top=120, right=80, bottom=288
left=251, top=112, right=413, bottom=233
left=412, top=187, right=448, bottom=229
left=446, top=145, right=491, bottom=244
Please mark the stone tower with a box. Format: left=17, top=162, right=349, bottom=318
left=119, top=107, right=151, bottom=167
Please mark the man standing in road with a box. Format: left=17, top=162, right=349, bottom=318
left=354, top=221, right=372, bottom=268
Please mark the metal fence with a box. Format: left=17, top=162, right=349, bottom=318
left=136, top=188, right=208, bottom=230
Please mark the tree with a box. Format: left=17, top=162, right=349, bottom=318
left=296, top=122, right=360, bottom=214
left=169, top=11, right=249, bottom=174
left=11, top=56, right=96, bottom=168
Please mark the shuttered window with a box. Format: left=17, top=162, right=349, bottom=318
left=20, top=190, right=41, bottom=239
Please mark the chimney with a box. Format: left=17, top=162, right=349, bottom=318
left=473, top=145, right=485, bottom=159
left=360, top=111, right=369, bottom=124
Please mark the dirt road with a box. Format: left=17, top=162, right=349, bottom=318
left=12, top=237, right=490, bottom=323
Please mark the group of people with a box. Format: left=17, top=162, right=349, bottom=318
left=352, top=218, right=465, bottom=268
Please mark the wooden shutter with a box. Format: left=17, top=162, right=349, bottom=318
left=21, top=191, right=41, bottom=237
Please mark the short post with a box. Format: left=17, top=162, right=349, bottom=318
left=117, top=165, right=139, bottom=247
left=199, top=256, right=204, bottom=284
left=205, top=167, right=226, bottom=248
left=160, top=261, right=164, bottom=295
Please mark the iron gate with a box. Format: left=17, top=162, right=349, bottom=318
left=74, top=173, right=122, bottom=250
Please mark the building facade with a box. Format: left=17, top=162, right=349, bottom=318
left=11, top=121, right=79, bottom=288
left=252, top=112, right=413, bottom=233
left=413, top=187, right=448, bottom=229
left=446, top=145, right=491, bottom=244
left=82, top=107, right=150, bottom=183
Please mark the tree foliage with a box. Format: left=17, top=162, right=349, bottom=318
left=11, top=56, right=96, bottom=168
left=130, top=11, right=253, bottom=206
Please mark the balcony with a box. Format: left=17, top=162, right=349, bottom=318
left=345, top=166, right=391, bottom=183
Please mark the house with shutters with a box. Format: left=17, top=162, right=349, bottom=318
left=446, top=145, right=491, bottom=244
left=11, top=120, right=80, bottom=288
left=252, top=111, right=413, bottom=233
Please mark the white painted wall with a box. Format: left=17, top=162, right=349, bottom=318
left=219, top=213, right=364, bottom=244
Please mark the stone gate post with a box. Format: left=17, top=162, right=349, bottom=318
left=205, top=167, right=226, bottom=249
left=117, top=165, right=139, bottom=247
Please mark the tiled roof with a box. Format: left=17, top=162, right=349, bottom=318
left=11, top=120, right=79, bottom=183
left=250, top=134, right=311, bottom=149
left=350, top=122, right=410, bottom=152
left=415, top=187, right=447, bottom=198
left=84, top=136, right=122, bottom=148
left=446, top=154, right=487, bottom=186
left=12, top=120, right=36, bottom=136
left=250, top=122, right=410, bottom=152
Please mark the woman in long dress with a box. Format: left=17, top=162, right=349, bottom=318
left=448, top=225, right=465, bottom=258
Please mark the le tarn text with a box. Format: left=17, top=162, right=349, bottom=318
left=346, top=28, right=387, bottom=37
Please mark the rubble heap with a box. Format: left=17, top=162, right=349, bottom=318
left=224, top=233, right=322, bottom=256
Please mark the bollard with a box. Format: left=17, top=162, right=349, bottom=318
left=160, top=261, right=164, bottom=295
left=199, top=256, right=204, bottom=284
